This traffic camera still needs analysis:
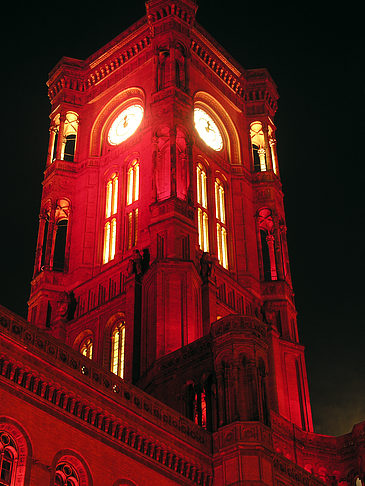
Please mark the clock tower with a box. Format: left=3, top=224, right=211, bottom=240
left=28, top=0, right=310, bottom=433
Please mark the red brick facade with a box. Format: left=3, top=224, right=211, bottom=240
left=0, top=0, right=364, bottom=485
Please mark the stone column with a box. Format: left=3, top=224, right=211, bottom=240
left=266, top=234, right=278, bottom=281
left=269, top=138, right=278, bottom=174
left=258, top=147, right=267, bottom=172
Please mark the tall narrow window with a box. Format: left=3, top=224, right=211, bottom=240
left=189, top=386, right=207, bottom=429
left=126, top=161, right=139, bottom=250
left=111, top=322, right=126, bottom=378
left=61, top=112, right=79, bottom=162
left=103, top=174, right=118, bottom=263
left=126, top=160, right=139, bottom=205
left=250, top=121, right=266, bottom=172
left=80, top=338, right=93, bottom=359
left=258, top=208, right=277, bottom=281
left=196, top=164, right=209, bottom=252
left=53, top=199, right=70, bottom=272
left=215, top=178, right=228, bottom=269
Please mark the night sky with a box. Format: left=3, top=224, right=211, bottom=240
left=1, top=1, right=364, bottom=436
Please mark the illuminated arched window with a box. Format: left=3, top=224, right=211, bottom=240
left=103, top=173, right=118, bottom=263
left=54, top=462, right=79, bottom=486
left=215, top=178, right=228, bottom=269
left=126, top=161, right=139, bottom=250
left=110, top=322, right=126, bottom=379
left=250, top=121, right=266, bottom=172
left=355, top=478, right=363, bottom=486
left=196, top=164, right=209, bottom=252
left=61, top=112, right=79, bottom=162
left=127, top=160, right=139, bottom=205
left=80, top=338, right=93, bottom=359
left=0, top=432, right=16, bottom=486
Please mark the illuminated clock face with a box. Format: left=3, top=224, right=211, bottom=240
left=194, top=108, right=223, bottom=151
left=108, top=104, right=144, bottom=145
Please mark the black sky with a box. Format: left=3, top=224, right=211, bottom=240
left=1, top=1, right=364, bottom=436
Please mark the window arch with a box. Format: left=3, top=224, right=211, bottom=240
left=0, top=420, right=31, bottom=486
left=51, top=453, right=91, bottom=486
left=54, top=462, right=79, bottom=486
left=126, top=160, right=139, bottom=251
left=193, top=92, right=242, bottom=165
left=215, top=178, right=228, bottom=269
left=110, top=321, right=126, bottom=379
left=0, top=432, right=16, bottom=486
left=80, top=337, right=93, bottom=360
left=196, top=163, right=209, bottom=252
left=89, top=87, right=145, bottom=157
left=103, top=173, right=119, bottom=264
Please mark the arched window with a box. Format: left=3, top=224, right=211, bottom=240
left=54, top=462, right=79, bottom=486
left=103, top=173, right=118, bottom=264
left=0, top=432, right=16, bottom=486
left=53, top=199, right=70, bottom=272
left=61, top=112, right=79, bottom=162
left=356, top=478, right=364, bottom=486
left=126, top=160, right=139, bottom=205
left=126, top=161, right=139, bottom=250
left=215, top=178, right=228, bottom=269
left=80, top=338, right=93, bottom=359
left=110, top=322, right=126, bottom=378
left=196, top=164, right=209, bottom=252
left=250, top=121, right=266, bottom=172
